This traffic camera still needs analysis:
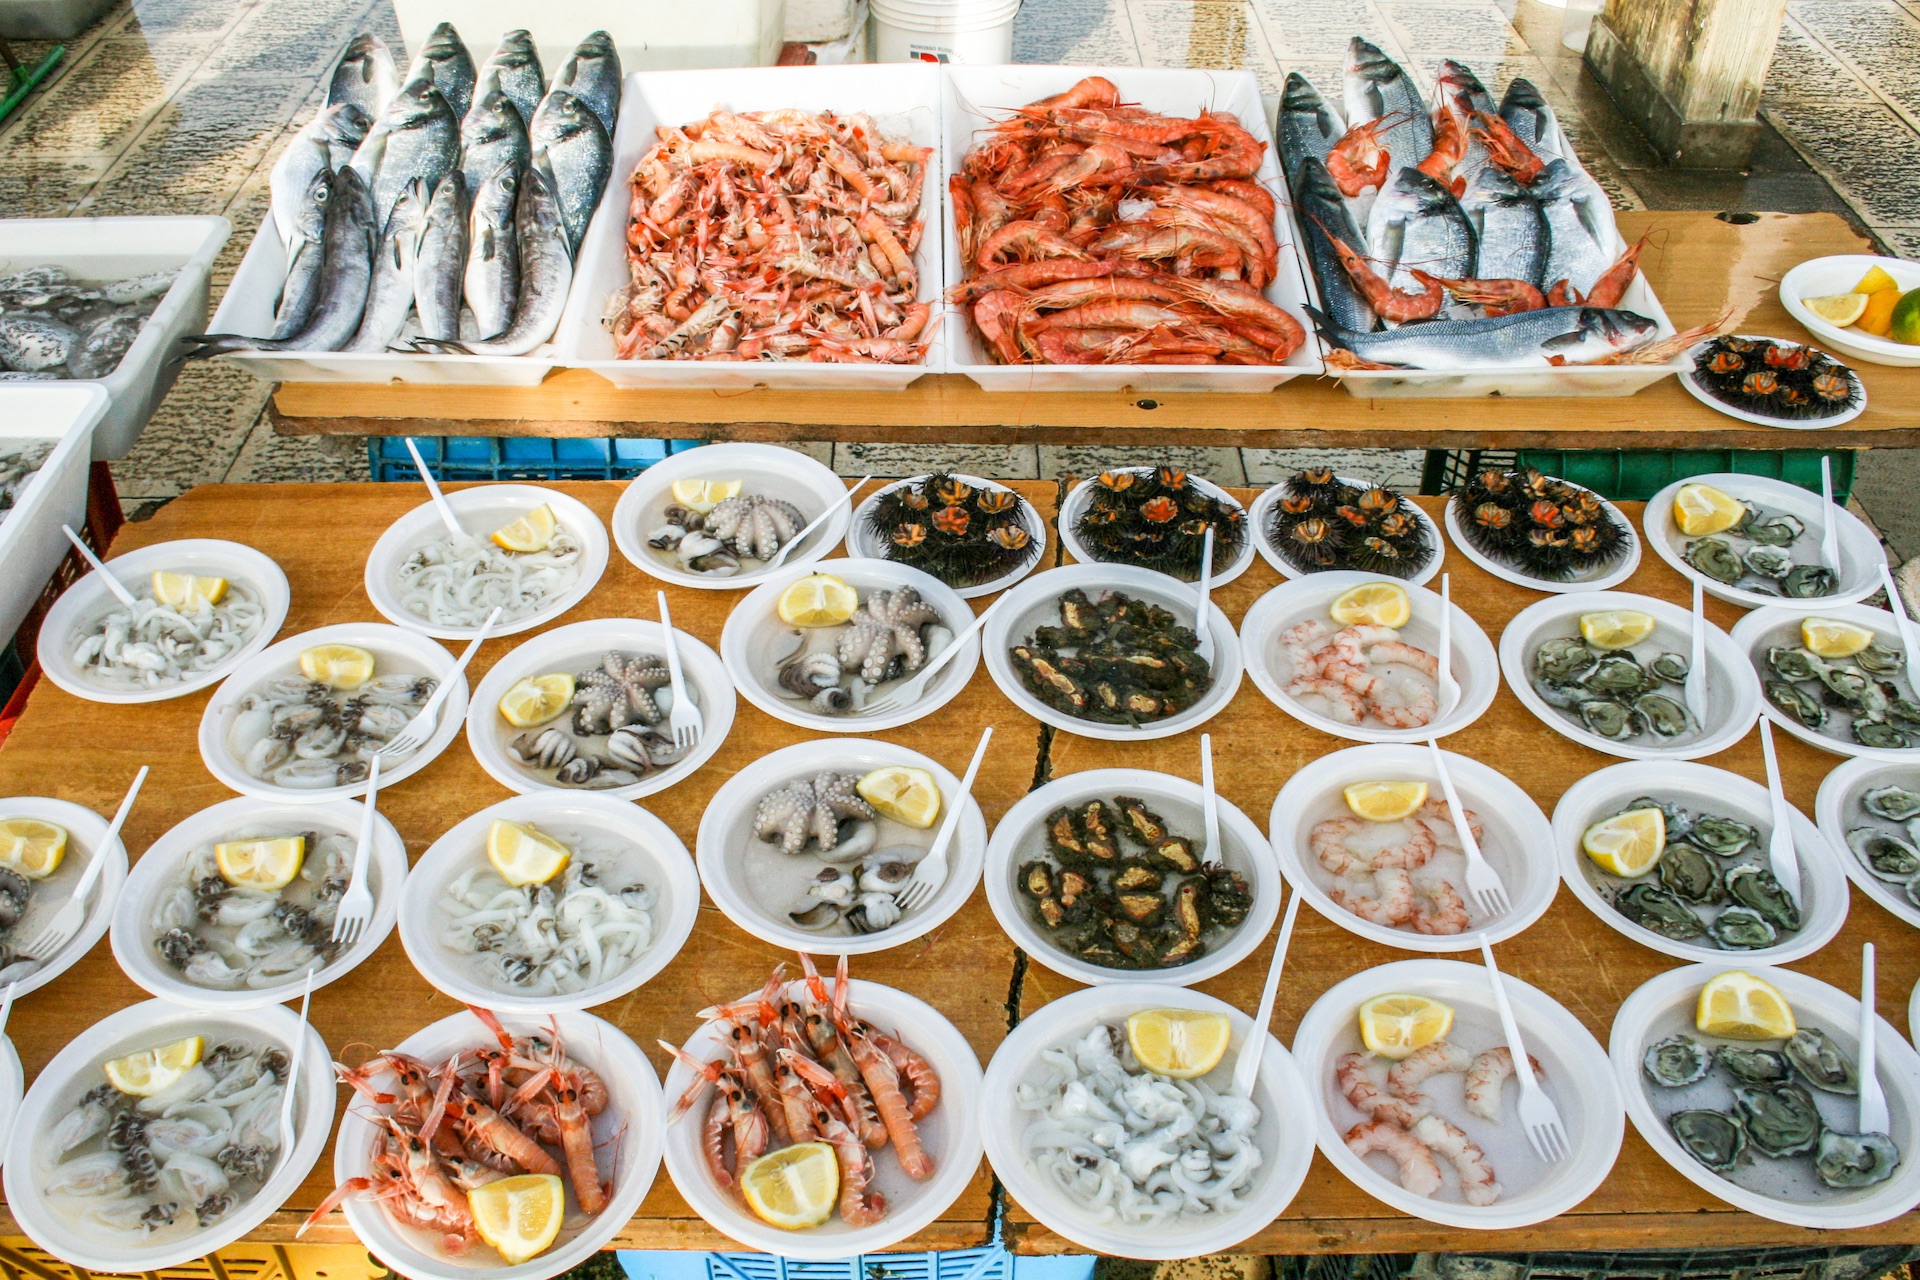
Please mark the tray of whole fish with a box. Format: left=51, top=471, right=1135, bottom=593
left=193, top=25, right=619, bottom=385
left=557, top=63, right=946, bottom=389
left=942, top=66, right=1322, bottom=392
left=1278, top=41, right=1702, bottom=398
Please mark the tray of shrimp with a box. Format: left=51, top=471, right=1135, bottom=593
left=658, top=953, right=984, bottom=1258
left=942, top=66, right=1323, bottom=392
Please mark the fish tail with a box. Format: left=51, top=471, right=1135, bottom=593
left=174, top=333, right=269, bottom=363
left=407, top=336, right=475, bottom=355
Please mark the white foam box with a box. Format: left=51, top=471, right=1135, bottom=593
left=391, top=1, right=787, bottom=75
left=0, top=384, right=106, bottom=645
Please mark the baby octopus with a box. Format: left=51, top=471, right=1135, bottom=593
left=837, top=587, right=941, bottom=684
left=753, top=773, right=878, bottom=856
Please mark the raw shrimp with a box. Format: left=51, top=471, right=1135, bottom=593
left=1310, top=815, right=1437, bottom=876
left=1336, top=1052, right=1424, bottom=1127
left=1286, top=619, right=1441, bottom=729
left=1408, top=879, right=1471, bottom=934
left=1463, top=1046, right=1540, bottom=1122
left=1345, top=1119, right=1443, bottom=1196
left=1387, top=1041, right=1472, bottom=1105
left=1328, top=868, right=1416, bottom=925
left=1413, top=1114, right=1502, bottom=1205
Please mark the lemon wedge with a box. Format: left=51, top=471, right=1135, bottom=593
left=777, top=573, right=859, bottom=628
left=469, top=1173, right=565, bottom=1263
left=106, top=1035, right=205, bottom=1097
left=299, top=643, right=375, bottom=689
left=1802, top=292, right=1870, bottom=328
left=1343, top=780, right=1428, bottom=823
left=1582, top=807, right=1666, bottom=878
left=670, top=478, right=743, bottom=514
left=856, top=765, right=941, bottom=828
left=1801, top=617, right=1875, bottom=658
left=492, top=504, right=560, bottom=554
left=487, top=819, right=571, bottom=886
left=0, top=817, right=66, bottom=879
left=1329, top=581, right=1411, bottom=629
left=215, top=835, right=305, bottom=891
left=499, top=672, right=575, bottom=728
left=740, top=1143, right=839, bottom=1230
left=1580, top=609, right=1656, bottom=651
left=151, top=570, right=228, bottom=609
left=1358, top=993, right=1453, bottom=1060
left=1854, top=266, right=1900, bottom=296
left=1673, top=483, right=1746, bottom=537
left=1696, top=970, right=1796, bottom=1040
left=1126, top=1008, right=1231, bottom=1078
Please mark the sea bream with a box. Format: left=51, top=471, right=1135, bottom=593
left=1365, top=166, right=1474, bottom=296
left=1460, top=165, right=1547, bottom=286
left=552, top=30, right=621, bottom=139
left=476, top=30, right=545, bottom=130
left=465, top=163, right=521, bottom=339
left=327, top=33, right=399, bottom=120
left=405, top=22, right=475, bottom=123
left=1344, top=38, right=1433, bottom=178
left=268, top=102, right=370, bottom=243
left=351, top=74, right=459, bottom=230
left=347, top=178, right=430, bottom=352
left=1498, top=78, right=1562, bottom=158
left=530, top=87, right=610, bottom=257
left=413, top=173, right=469, bottom=343
left=1291, top=155, right=1377, bottom=333
left=1310, top=304, right=1660, bottom=368
left=417, top=166, right=570, bottom=358
left=459, top=81, right=530, bottom=194
left=1533, top=158, right=1615, bottom=296
left=1277, top=72, right=1345, bottom=184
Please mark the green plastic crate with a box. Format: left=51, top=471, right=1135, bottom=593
left=1421, top=449, right=1857, bottom=503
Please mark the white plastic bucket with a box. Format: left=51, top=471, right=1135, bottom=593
left=870, top=0, right=1016, bottom=61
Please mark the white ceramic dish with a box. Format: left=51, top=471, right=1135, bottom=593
left=109, top=795, right=404, bottom=1009
left=399, top=793, right=698, bottom=1013
left=465, top=618, right=735, bottom=800
left=1247, top=476, right=1444, bottom=588
left=1500, top=590, right=1760, bottom=760
left=722, top=558, right=978, bottom=733
left=611, top=444, right=852, bottom=590
left=1240, top=571, right=1494, bottom=744
left=662, top=977, right=982, bottom=1258
left=983, top=982, right=1315, bottom=1258
left=1551, top=759, right=1847, bottom=964
left=199, top=622, right=470, bottom=803
left=1814, top=755, right=1920, bottom=929
left=4, top=998, right=331, bottom=1271
left=1056, top=469, right=1255, bottom=588
left=984, top=563, right=1242, bottom=741
left=1441, top=483, right=1642, bottom=594
left=0, top=795, right=126, bottom=999
left=697, top=738, right=985, bottom=954
left=1611, top=963, right=1920, bottom=1228
left=1269, top=743, right=1557, bottom=951
left=334, top=1008, right=662, bottom=1280
left=1294, top=958, right=1624, bottom=1229
left=37, top=538, right=291, bottom=704
left=846, top=474, right=1048, bottom=600
left=984, top=768, right=1279, bottom=985
left=363, top=484, right=608, bottom=641
left=1677, top=337, right=1866, bottom=429
left=1731, top=603, right=1920, bottom=762
left=1644, top=474, right=1883, bottom=611
left=1779, top=255, right=1920, bottom=368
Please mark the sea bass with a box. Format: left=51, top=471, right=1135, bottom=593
left=1311, top=304, right=1659, bottom=369
left=414, top=173, right=469, bottom=343
left=459, top=81, right=530, bottom=194
left=530, top=88, right=610, bottom=257
left=269, top=103, right=370, bottom=243
left=353, top=75, right=459, bottom=230
left=420, top=166, right=570, bottom=358
left=271, top=166, right=334, bottom=339
left=1533, top=158, right=1615, bottom=296
left=1365, top=166, right=1474, bottom=296
left=347, top=178, right=430, bottom=352
left=1277, top=71, right=1344, bottom=184
left=552, top=30, right=621, bottom=138
left=1460, top=166, right=1547, bottom=286
left=465, top=163, right=520, bottom=339
left=1344, top=38, right=1432, bottom=177
left=1291, top=155, right=1377, bottom=334
left=405, top=22, right=475, bottom=123
left=476, top=30, right=545, bottom=130
left=327, top=33, right=399, bottom=119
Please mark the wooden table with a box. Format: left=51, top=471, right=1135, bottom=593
left=266, top=212, right=1920, bottom=451
left=0, top=479, right=1916, bottom=1257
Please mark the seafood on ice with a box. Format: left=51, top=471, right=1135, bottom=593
left=1584, top=797, right=1802, bottom=950
left=503, top=652, right=693, bottom=790
left=759, top=770, right=935, bottom=937
left=69, top=577, right=269, bottom=693
left=862, top=474, right=1040, bottom=590
left=1071, top=467, right=1246, bottom=583
left=612, top=108, right=934, bottom=364
left=771, top=583, right=955, bottom=717
left=1765, top=628, right=1920, bottom=751
left=647, top=490, right=809, bottom=578
left=1263, top=469, right=1435, bottom=580
left=1010, top=588, right=1212, bottom=726
left=1310, top=793, right=1481, bottom=934
left=1843, top=782, right=1920, bottom=910
left=1280, top=618, right=1441, bottom=730
left=950, top=76, right=1306, bottom=367
left=149, top=831, right=351, bottom=989
left=0, top=264, right=178, bottom=380
left=228, top=667, right=436, bottom=790
left=1018, top=1022, right=1262, bottom=1224
left=396, top=519, right=584, bottom=630
left=663, top=954, right=941, bottom=1228
left=0, top=440, right=54, bottom=523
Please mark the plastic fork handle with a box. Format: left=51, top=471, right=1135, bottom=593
left=927, top=727, right=993, bottom=865
left=916, top=596, right=1002, bottom=687
left=1425, top=740, right=1485, bottom=868
left=1479, top=936, right=1541, bottom=1089
left=74, top=766, right=147, bottom=906
left=773, top=475, right=870, bottom=567
left=657, top=592, right=690, bottom=700
left=405, top=438, right=463, bottom=536
left=1200, top=734, right=1220, bottom=868
left=1879, top=563, right=1920, bottom=673
left=1232, top=891, right=1300, bottom=1099
left=347, top=755, right=383, bottom=893
left=1859, top=942, right=1888, bottom=1134
left=64, top=525, right=138, bottom=608
left=1757, top=719, right=1803, bottom=902
left=1438, top=575, right=1454, bottom=717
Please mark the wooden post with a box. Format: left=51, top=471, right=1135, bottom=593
left=1584, top=0, right=1788, bottom=167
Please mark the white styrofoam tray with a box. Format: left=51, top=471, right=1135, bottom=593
left=0, top=217, right=230, bottom=458
left=559, top=63, right=945, bottom=390
left=390, top=5, right=786, bottom=77
left=0, top=384, right=105, bottom=646
left=941, top=65, right=1321, bottom=392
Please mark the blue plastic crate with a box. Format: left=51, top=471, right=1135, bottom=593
left=617, top=1245, right=1092, bottom=1280
left=368, top=436, right=704, bottom=482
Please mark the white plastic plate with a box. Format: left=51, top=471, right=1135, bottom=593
left=0, top=795, right=125, bottom=999
left=1441, top=482, right=1642, bottom=594
left=1731, top=603, right=1920, bottom=762
left=1677, top=337, right=1866, bottom=430
left=1814, top=755, right=1920, bottom=930
left=1057, top=469, right=1256, bottom=587
left=1779, top=255, right=1920, bottom=368
left=1247, top=477, right=1444, bottom=588
left=1644, top=473, right=1882, bottom=611
left=846, top=474, right=1047, bottom=600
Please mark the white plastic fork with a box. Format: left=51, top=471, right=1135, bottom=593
left=1820, top=455, right=1842, bottom=576
left=329, top=752, right=383, bottom=947
left=768, top=476, right=871, bottom=569
left=405, top=437, right=464, bottom=536
left=1200, top=733, right=1220, bottom=876
left=1480, top=936, right=1569, bottom=1162
left=1859, top=941, right=1890, bottom=1135
left=897, top=726, right=992, bottom=913
left=1756, top=717, right=1804, bottom=903
left=1878, top=561, right=1920, bottom=673
left=857, top=596, right=1001, bottom=718
left=379, top=605, right=500, bottom=760
left=1231, top=891, right=1301, bottom=1100
left=62, top=525, right=137, bottom=609
left=656, top=591, right=704, bottom=751
left=1192, top=526, right=1216, bottom=666
left=1684, top=579, right=1709, bottom=731
left=1436, top=572, right=1459, bottom=719
left=1427, top=739, right=1510, bottom=918
left=17, top=766, right=146, bottom=962
left=276, top=967, right=316, bottom=1173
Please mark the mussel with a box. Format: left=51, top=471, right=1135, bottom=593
left=1580, top=700, right=1641, bottom=741
left=1724, top=864, right=1802, bottom=930
left=1670, top=1109, right=1747, bottom=1173
left=1734, top=1082, right=1823, bottom=1157
left=1657, top=843, right=1723, bottom=903
left=1862, top=785, right=1920, bottom=822
left=1782, top=564, right=1839, bottom=598
left=1767, top=680, right=1828, bottom=729
left=1786, top=1027, right=1860, bottom=1094
left=1534, top=635, right=1598, bottom=684
left=1636, top=692, right=1691, bottom=738
left=1846, top=827, right=1920, bottom=881
left=1684, top=537, right=1745, bottom=585
left=1716, top=1045, right=1793, bottom=1086
left=1708, top=905, right=1778, bottom=950
left=1613, top=882, right=1706, bottom=939
left=1644, top=1034, right=1713, bottom=1087
left=1768, top=647, right=1828, bottom=682
left=1815, top=1130, right=1901, bottom=1188
left=1687, top=816, right=1761, bottom=857
left=1742, top=546, right=1792, bottom=579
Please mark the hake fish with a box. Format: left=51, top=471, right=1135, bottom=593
left=419, top=166, right=570, bottom=358
left=1344, top=38, right=1433, bottom=177
left=1533, top=158, right=1615, bottom=296
left=1310, top=304, right=1660, bottom=369
left=465, top=163, right=521, bottom=340
left=459, top=82, right=530, bottom=194
left=530, top=88, right=610, bottom=257
left=327, top=33, right=399, bottom=120
left=1460, top=166, right=1547, bottom=287
left=354, top=75, right=459, bottom=230
left=1498, top=78, right=1562, bottom=158
left=406, top=22, right=475, bottom=123
left=552, top=30, right=621, bottom=139
left=268, top=102, right=369, bottom=243
left=270, top=167, right=334, bottom=339
left=477, top=30, right=545, bottom=130
left=1365, top=166, right=1474, bottom=296
left=1292, top=155, right=1377, bottom=334
left=414, top=173, right=469, bottom=343
left=1277, top=72, right=1345, bottom=185
left=347, top=178, right=430, bottom=352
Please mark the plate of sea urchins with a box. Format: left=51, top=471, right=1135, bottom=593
left=1680, top=335, right=1865, bottom=429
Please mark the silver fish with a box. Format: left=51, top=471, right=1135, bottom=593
left=66, top=310, right=144, bottom=378
left=0, top=316, right=76, bottom=372
left=1310, top=303, right=1659, bottom=369
left=1461, top=165, right=1547, bottom=286
left=1344, top=37, right=1432, bottom=178
left=1292, top=155, right=1376, bottom=333
left=414, top=172, right=469, bottom=343
left=465, top=163, right=520, bottom=339
left=271, top=166, right=333, bottom=339
left=327, top=33, right=399, bottom=120
left=1534, top=158, right=1614, bottom=296
left=1277, top=72, right=1344, bottom=184
left=530, top=88, right=610, bottom=257
left=1433, top=59, right=1493, bottom=181
left=420, top=165, right=570, bottom=357
left=405, top=21, right=475, bottom=123
left=354, top=75, right=458, bottom=231
left=459, top=83, right=529, bottom=195
left=269, top=102, right=370, bottom=243
left=1365, top=166, right=1474, bottom=296
left=100, top=271, right=176, bottom=306
left=1498, top=78, right=1562, bottom=158
left=552, top=30, right=621, bottom=139
left=347, top=178, right=429, bottom=352
left=476, top=30, right=544, bottom=131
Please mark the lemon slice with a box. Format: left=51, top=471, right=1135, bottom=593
left=1802, top=617, right=1874, bottom=658
left=492, top=504, right=559, bottom=554
left=1582, top=807, right=1666, bottom=878
left=740, top=1142, right=839, bottom=1230
left=105, top=1035, right=205, bottom=1097
left=1358, top=993, right=1453, bottom=1060
left=1343, top=780, right=1428, bottom=823
left=1696, top=970, right=1796, bottom=1040
left=1126, top=1008, right=1231, bottom=1078
left=1673, top=483, right=1745, bottom=537
left=777, top=573, right=859, bottom=628
left=670, top=478, right=743, bottom=514
left=0, top=817, right=66, bottom=879
left=151, top=570, right=228, bottom=609
left=1580, top=609, right=1656, bottom=651
left=215, top=835, right=305, bottom=891
left=299, top=643, right=375, bottom=689
left=470, top=1173, right=565, bottom=1263
left=1329, top=581, right=1411, bottom=629
left=1854, top=266, right=1900, bottom=296
left=499, top=672, right=575, bottom=728
left=856, top=765, right=941, bottom=828
left=1802, top=292, right=1870, bottom=328
left=487, top=819, right=571, bottom=886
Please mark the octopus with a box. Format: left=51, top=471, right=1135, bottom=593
left=776, top=651, right=852, bottom=714
left=573, top=651, right=672, bottom=735
left=753, top=772, right=878, bottom=856
left=837, top=586, right=942, bottom=684
left=705, top=495, right=807, bottom=562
